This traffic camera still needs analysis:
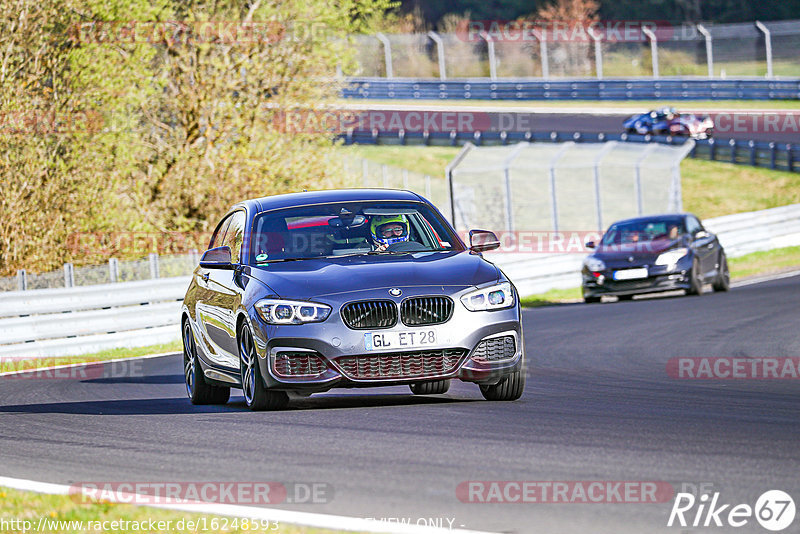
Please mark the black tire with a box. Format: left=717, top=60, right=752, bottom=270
left=583, top=296, right=601, bottom=304
left=686, top=258, right=703, bottom=296
left=617, top=294, right=634, bottom=301
left=712, top=252, right=730, bottom=292
left=238, top=323, right=289, bottom=411
left=183, top=320, right=230, bottom=405
left=410, top=379, right=450, bottom=395
left=480, top=369, right=525, bottom=401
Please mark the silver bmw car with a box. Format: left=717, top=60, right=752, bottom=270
left=181, top=189, right=525, bottom=410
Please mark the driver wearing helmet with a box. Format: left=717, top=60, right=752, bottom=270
left=370, top=215, right=410, bottom=251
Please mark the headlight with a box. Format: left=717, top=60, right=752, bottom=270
left=255, top=299, right=331, bottom=324
left=655, top=248, right=689, bottom=268
left=461, top=282, right=515, bottom=311
left=583, top=257, right=606, bottom=272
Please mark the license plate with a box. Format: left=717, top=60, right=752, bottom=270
left=613, top=268, right=648, bottom=280
left=364, top=330, right=437, bottom=351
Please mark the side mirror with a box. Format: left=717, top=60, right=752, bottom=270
left=199, top=246, right=233, bottom=269
left=694, top=230, right=709, bottom=240
left=469, top=230, right=500, bottom=252
left=585, top=241, right=596, bottom=249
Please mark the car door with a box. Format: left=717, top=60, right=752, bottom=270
left=204, top=209, right=247, bottom=369
left=687, top=215, right=717, bottom=278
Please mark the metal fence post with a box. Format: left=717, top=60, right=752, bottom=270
left=402, top=168, right=409, bottom=189
left=479, top=31, right=497, bottom=80
left=63, top=263, right=74, bottom=288
left=149, top=253, right=160, bottom=279
left=500, top=143, right=528, bottom=233
left=17, top=269, right=27, bottom=291
left=375, top=33, right=393, bottom=78
left=424, top=175, right=432, bottom=200
left=427, top=31, right=447, bottom=80
left=642, top=27, right=659, bottom=78
left=362, top=159, right=369, bottom=186
left=588, top=27, right=603, bottom=79
left=696, top=24, right=714, bottom=78
left=592, top=142, right=618, bottom=231
left=445, top=143, right=475, bottom=228
left=190, top=248, right=200, bottom=266
left=532, top=29, right=549, bottom=79
left=755, top=21, right=773, bottom=78
left=109, top=258, right=119, bottom=283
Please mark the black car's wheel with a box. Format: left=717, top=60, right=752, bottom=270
left=617, top=294, right=634, bottom=301
left=410, top=380, right=450, bottom=395
left=183, top=320, right=230, bottom=405
left=480, top=369, right=525, bottom=401
left=687, top=258, right=703, bottom=296
left=712, top=252, right=730, bottom=292
left=583, top=296, right=601, bottom=304
left=238, top=323, right=289, bottom=411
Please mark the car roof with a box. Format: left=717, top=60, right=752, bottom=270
left=608, top=213, right=692, bottom=227
left=233, top=189, right=425, bottom=214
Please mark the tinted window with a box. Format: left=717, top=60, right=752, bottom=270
left=222, top=211, right=246, bottom=263
left=686, top=216, right=702, bottom=235
left=250, top=201, right=461, bottom=263
left=209, top=215, right=233, bottom=249
left=601, top=218, right=686, bottom=245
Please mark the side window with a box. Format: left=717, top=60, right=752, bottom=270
left=686, top=216, right=702, bottom=236
left=209, top=215, right=233, bottom=250
left=222, top=211, right=246, bottom=264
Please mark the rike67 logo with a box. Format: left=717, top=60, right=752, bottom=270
left=668, top=490, right=795, bottom=531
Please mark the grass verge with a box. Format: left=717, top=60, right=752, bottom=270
left=0, top=340, right=182, bottom=374
left=520, top=245, right=800, bottom=307
left=0, top=486, right=345, bottom=534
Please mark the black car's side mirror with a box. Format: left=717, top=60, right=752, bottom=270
left=694, top=230, right=709, bottom=240
left=200, top=246, right=233, bottom=269
left=585, top=241, right=596, bottom=249
left=469, top=230, right=500, bottom=252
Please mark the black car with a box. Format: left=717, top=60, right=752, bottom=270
left=581, top=214, right=729, bottom=303
left=181, top=189, right=525, bottom=410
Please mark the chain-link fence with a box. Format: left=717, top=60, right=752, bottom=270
left=342, top=156, right=451, bottom=217
left=347, top=20, right=800, bottom=79
left=1, top=253, right=199, bottom=292
left=448, top=141, right=695, bottom=234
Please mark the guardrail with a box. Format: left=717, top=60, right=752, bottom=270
left=0, top=277, right=189, bottom=358
left=341, top=130, right=799, bottom=173
left=2, top=204, right=798, bottom=358
left=342, top=78, right=800, bottom=101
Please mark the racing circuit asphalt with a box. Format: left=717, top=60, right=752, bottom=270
left=1, top=275, right=799, bottom=533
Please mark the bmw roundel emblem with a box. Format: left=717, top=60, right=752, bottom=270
left=389, top=288, right=402, bottom=297
left=628, top=256, right=634, bottom=262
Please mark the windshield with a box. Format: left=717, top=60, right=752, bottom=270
left=601, top=218, right=685, bottom=246
left=249, top=201, right=462, bottom=263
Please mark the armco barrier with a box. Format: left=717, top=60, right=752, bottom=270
left=2, top=204, right=799, bottom=358
left=342, top=78, right=800, bottom=101
left=341, top=130, right=799, bottom=174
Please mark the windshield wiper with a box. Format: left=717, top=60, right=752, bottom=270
left=255, top=257, right=314, bottom=264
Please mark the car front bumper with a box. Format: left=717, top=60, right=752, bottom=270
left=248, top=287, right=524, bottom=391
left=582, top=262, right=692, bottom=298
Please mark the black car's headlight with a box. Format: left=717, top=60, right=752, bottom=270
left=255, top=299, right=331, bottom=325
left=655, top=248, right=689, bottom=269
left=583, top=256, right=606, bottom=272
left=461, top=282, right=515, bottom=311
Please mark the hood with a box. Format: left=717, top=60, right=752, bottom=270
left=592, top=239, right=683, bottom=264
left=247, top=251, right=500, bottom=299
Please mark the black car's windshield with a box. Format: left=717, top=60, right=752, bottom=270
left=601, top=218, right=685, bottom=246
left=249, top=201, right=461, bottom=263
